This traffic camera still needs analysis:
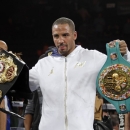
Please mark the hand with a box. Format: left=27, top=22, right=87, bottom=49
left=112, top=40, right=127, bottom=55
left=118, top=40, right=127, bottom=55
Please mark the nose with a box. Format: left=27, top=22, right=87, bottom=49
left=58, top=36, right=64, bottom=43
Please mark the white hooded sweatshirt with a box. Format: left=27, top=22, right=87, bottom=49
left=29, top=45, right=127, bottom=130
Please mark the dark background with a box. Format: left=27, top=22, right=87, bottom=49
left=0, top=0, right=130, bottom=68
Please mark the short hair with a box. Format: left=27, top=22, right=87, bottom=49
left=52, top=17, right=75, bottom=32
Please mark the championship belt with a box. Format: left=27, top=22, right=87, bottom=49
left=0, top=49, right=33, bottom=119
left=0, top=49, right=33, bottom=103
left=96, top=41, right=130, bottom=114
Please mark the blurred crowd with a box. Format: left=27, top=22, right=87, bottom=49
left=0, top=0, right=130, bottom=67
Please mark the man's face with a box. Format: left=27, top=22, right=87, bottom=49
left=52, top=24, right=77, bottom=56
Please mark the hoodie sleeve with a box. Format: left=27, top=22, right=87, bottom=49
left=29, top=62, right=40, bottom=91
left=123, top=48, right=130, bottom=63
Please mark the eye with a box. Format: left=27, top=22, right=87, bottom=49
left=63, top=33, right=69, bottom=37
left=53, top=34, right=59, bottom=39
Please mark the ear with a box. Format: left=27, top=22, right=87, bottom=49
left=73, top=31, right=77, bottom=40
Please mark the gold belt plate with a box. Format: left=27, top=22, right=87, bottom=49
left=0, top=53, right=17, bottom=83
left=99, top=64, right=130, bottom=100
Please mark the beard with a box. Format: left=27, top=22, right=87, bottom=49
left=57, top=43, right=68, bottom=56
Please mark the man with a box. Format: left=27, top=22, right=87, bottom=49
left=0, top=99, right=7, bottom=130
left=29, top=17, right=129, bottom=130
left=94, top=93, right=103, bottom=121
left=111, top=115, right=119, bottom=130
left=0, top=40, right=8, bottom=51
left=24, top=87, right=42, bottom=130
left=124, top=113, right=130, bottom=130
left=0, top=40, right=8, bottom=130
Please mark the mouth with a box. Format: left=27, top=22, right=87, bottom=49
left=58, top=44, right=67, bottom=50
left=59, top=46, right=65, bottom=50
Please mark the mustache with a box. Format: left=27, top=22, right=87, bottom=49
left=57, top=43, right=67, bottom=48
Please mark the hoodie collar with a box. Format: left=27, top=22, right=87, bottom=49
left=51, top=45, right=82, bottom=57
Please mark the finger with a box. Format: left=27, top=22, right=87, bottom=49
left=114, top=39, right=126, bottom=46
left=119, top=40, right=127, bottom=47
left=120, top=50, right=126, bottom=55
left=111, top=39, right=121, bottom=45
left=120, top=47, right=127, bottom=55
left=120, top=47, right=126, bottom=52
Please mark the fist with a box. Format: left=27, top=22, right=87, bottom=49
left=110, top=40, right=127, bottom=55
